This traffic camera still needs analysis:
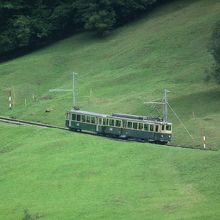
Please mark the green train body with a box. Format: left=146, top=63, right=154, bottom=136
left=65, top=109, right=172, bottom=144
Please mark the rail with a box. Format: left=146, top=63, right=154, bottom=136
left=0, top=116, right=212, bottom=151
left=0, top=116, right=67, bottom=130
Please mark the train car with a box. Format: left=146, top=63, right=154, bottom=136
left=65, top=109, right=172, bottom=144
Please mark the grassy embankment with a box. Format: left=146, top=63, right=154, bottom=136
left=0, top=123, right=220, bottom=220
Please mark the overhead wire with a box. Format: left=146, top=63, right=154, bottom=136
left=167, top=103, right=194, bottom=140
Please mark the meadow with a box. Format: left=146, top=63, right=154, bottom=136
left=0, top=123, right=220, bottom=219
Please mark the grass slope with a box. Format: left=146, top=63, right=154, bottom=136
left=0, top=0, right=220, bottom=149
left=0, top=123, right=220, bottom=220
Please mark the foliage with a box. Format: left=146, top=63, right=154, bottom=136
left=112, top=0, right=157, bottom=23
left=73, top=0, right=116, bottom=36
left=22, top=209, right=41, bottom=220
left=0, top=0, right=159, bottom=57
left=210, top=20, right=220, bottom=83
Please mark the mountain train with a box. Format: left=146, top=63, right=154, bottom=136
left=65, top=109, right=172, bottom=144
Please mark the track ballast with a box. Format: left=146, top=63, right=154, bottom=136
left=0, top=116, right=209, bottom=151
left=0, top=116, right=67, bottom=130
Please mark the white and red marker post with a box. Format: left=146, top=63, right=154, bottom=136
left=8, top=90, right=12, bottom=110
left=201, top=128, right=206, bottom=149
left=203, top=135, right=206, bottom=149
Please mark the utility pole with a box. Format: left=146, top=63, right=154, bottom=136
left=144, top=89, right=194, bottom=141
left=163, top=89, right=170, bottom=122
left=72, top=72, right=76, bottom=107
left=144, top=89, right=170, bottom=121
left=49, top=72, right=78, bottom=108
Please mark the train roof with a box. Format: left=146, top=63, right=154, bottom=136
left=68, top=109, right=172, bottom=125
left=69, top=109, right=108, bottom=118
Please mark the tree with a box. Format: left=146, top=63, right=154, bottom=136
left=0, top=0, right=161, bottom=57
left=112, top=0, right=157, bottom=23
left=73, top=0, right=116, bottom=36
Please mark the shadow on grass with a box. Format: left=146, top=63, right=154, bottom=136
left=170, top=87, right=220, bottom=117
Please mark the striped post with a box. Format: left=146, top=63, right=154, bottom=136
left=203, top=135, right=206, bottom=149
left=201, top=128, right=206, bottom=149
left=9, top=90, right=12, bottom=110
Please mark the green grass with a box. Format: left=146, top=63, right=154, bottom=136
left=0, top=0, right=220, bottom=149
left=0, top=123, right=220, bottom=220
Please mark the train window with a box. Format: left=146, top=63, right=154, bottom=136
left=98, top=118, right=102, bottom=125
left=109, top=119, right=115, bottom=126
left=155, top=125, right=159, bottom=132
left=144, top=124, right=149, bottom=131
left=133, top=122, right=138, bottom=129
left=138, top=123, right=143, bottom=130
left=166, top=125, right=171, bottom=131
left=103, top=118, right=107, bottom=125
left=127, top=121, right=132, bottom=128
left=122, top=120, right=127, bottom=128
left=150, top=124, right=154, bottom=131
left=162, top=125, right=165, bottom=131
left=72, top=114, right=76, bottom=121
left=82, top=115, right=86, bottom=122
left=86, top=115, right=90, bottom=123
left=91, top=117, right=95, bottom=124
left=76, top=114, right=81, bottom=122
left=115, top=120, right=121, bottom=127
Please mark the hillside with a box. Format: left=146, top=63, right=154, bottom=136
left=0, top=123, right=220, bottom=220
left=0, top=0, right=220, bottom=219
left=0, top=0, right=220, bottom=149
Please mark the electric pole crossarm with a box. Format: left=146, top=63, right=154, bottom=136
left=49, top=72, right=78, bottom=108
left=144, top=101, right=164, bottom=105
left=144, top=89, right=170, bottom=122
left=49, top=89, right=72, bottom=92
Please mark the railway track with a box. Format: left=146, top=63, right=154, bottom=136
left=0, top=116, right=67, bottom=130
left=0, top=116, right=209, bottom=151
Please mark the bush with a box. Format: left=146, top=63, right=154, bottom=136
left=22, top=209, right=41, bottom=220
left=210, top=20, right=220, bottom=84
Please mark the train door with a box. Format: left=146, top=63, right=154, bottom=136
left=65, top=112, right=70, bottom=128
left=122, top=120, right=127, bottom=128
left=96, top=117, right=103, bottom=133
left=69, top=113, right=71, bottom=127
left=120, top=119, right=127, bottom=137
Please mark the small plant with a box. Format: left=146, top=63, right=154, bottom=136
left=22, top=209, right=41, bottom=220
left=203, top=65, right=215, bottom=83
left=210, top=20, right=220, bottom=84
